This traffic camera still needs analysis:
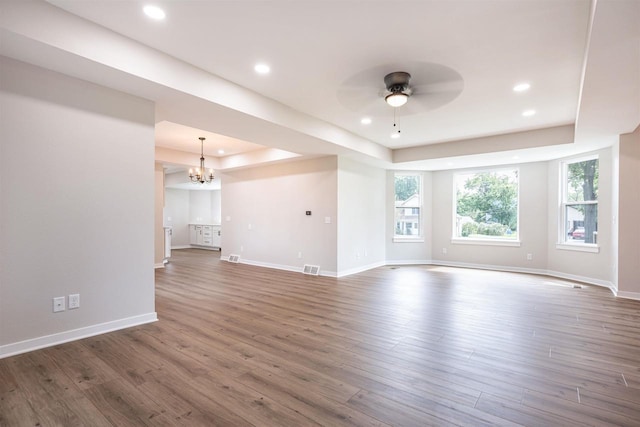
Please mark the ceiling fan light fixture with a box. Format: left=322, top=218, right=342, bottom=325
left=385, top=92, right=409, bottom=107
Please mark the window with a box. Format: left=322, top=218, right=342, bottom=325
left=454, top=169, right=519, bottom=242
left=394, top=173, right=422, bottom=240
left=560, top=157, right=598, bottom=247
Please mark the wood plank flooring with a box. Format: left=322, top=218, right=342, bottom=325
left=2, top=248, right=640, bottom=426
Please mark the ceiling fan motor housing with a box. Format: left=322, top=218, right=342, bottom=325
left=384, top=71, right=411, bottom=93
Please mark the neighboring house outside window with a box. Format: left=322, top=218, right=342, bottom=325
left=394, top=173, right=423, bottom=241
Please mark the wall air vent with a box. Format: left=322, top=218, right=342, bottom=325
left=227, top=254, right=240, bottom=263
left=302, top=264, right=320, bottom=276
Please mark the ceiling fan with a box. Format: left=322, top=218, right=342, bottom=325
left=336, top=62, right=464, bottom=116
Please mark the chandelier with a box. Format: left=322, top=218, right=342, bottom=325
left=188, top=137, right=214, bottom=184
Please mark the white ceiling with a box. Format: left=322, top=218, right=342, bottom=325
left=155, top=121, right=265, bottom=157
left=2, top=0, right=639, bottom=170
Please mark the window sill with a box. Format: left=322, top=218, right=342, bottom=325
left=451, top=238, right=521, bottom=247
left=556, top=243, right=600, bottom=253
left=393, top=237, right=425, bottom=243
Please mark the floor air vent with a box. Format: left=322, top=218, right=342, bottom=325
left=227, top=254, right=240, bottom=263
left=303, top=264, right=320, bottom=276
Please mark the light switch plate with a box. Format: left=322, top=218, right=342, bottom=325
left=53, top=297, right=65, bottom=313
left=69, top=293, right=80, bottom=309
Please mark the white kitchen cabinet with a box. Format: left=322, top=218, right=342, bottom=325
left=211, top=226, right=221, bottom=248
left=189, top=225, right=198, bottom=244
left=189, top=224, right=220, bottom=249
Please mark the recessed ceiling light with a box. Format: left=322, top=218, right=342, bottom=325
left=143, top=5, right=166, bottom=20
left=254, top=63, right=270, bottom=75
left=447, top=162, right=454, bottom=166
left=512, top=155, right=520, bottom=160
left=522, top=109, right=536, bottom=117
left=218, top=149, right=225, bottom=155
left=361, top=117, right=372, bottom=125
left=390, top=132, right=401, bottom=139
left=513, top=82, right=531, bottom=92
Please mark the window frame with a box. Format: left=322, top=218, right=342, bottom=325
left=557, top=155, right=599, bottom=253
left=451, top=167, right=521, bottom=247
left=393, top=172, right=424, bottom=243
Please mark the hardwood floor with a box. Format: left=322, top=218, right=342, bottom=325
left=2, top=249, right=640, bottom=426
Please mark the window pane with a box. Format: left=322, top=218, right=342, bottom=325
left=563, top=158, right=599, bottom=245
left=565, top=204, right=598, bottom=244
left=395, top=174, right=421, bottom=237
left=395, top=207, right=420, bottom=236
left=455, top=170, right=518, bottom=239
left=567, top=159, right=598, bottom=202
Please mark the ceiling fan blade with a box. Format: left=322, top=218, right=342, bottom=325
left=336, top=86, right=387, bottom=113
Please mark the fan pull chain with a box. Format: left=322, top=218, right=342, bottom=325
left=393, top=108, right=401, bottom=137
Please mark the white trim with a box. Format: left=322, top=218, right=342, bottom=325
left=232, top=257, right=338, bottom=278
left=451, top=238, right=521, bottom=247
left=386, top=259, right=432, bottom=266
left=336, top=261, right=386, bottom=278
left=613, top=290, right=640, bottom=301
left=171, top=245, right=191, bottom=250
left=555, top=243, right=600, bottom=253
left=386, top=259, right=616, bottom=295
left=189, top=245, right=221, bottom=251
left=154, top=263, right=165, bottom=269
left=432, top=261, right=614, bottom=293
left=431, top=259, right=542, bottom=275
left=0, top=312, right=158, bottom=359
left=392, top=238, right=425, bottom=243
left=544, top=269, right=614, bottom=293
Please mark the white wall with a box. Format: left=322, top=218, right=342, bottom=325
left=337, top=157, right=386, bottom=275
left=385, top=170, right=433, bottom=263
left=546, top=148, right=613, bottom=286
left=221, top=156, right=338, bottom=275
left=164, top=188, right=190, bottom=246
left=617, top=126, right=640, bottom=297
left=154, top=164, right=165, bottom=267
left=210, top=190, right=222, bottom=224
left=428, top=162, right=549, bottom=270
left=189, top=190, right=221, bottom=224
left=0, top=57, right=156, bottom=356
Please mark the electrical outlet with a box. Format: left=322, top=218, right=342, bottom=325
left=69, top=293, right=80, bottom=309
left=240, top=245, right=244, bottom=252
left=53, top=297, right=65, bottom=313
left=298, top=251, right=302, bottom=259
left=442, top=248, right=447, bottom=254
left=527, top=253, right=533, bottom=261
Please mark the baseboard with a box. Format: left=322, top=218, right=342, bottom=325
left=386, top=259, right=433, bottom=266
left=189, top=245, right=221, bottom=251
left=171, top=245, right=191, bottom=250
left=154, top=263, right=165, bottom=269
left=0, top=312, right=158, bottom=359
left=222, top=257, right=338, bottom=277
left=215, top=255, right=619, bottom=297
left=336, top=261, right=387, bottom=278
left=430, top=260, right=615, bottom=293
left=612, top=290, right=640, bottom=301
left=544, top=269, right=615, bottom=293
